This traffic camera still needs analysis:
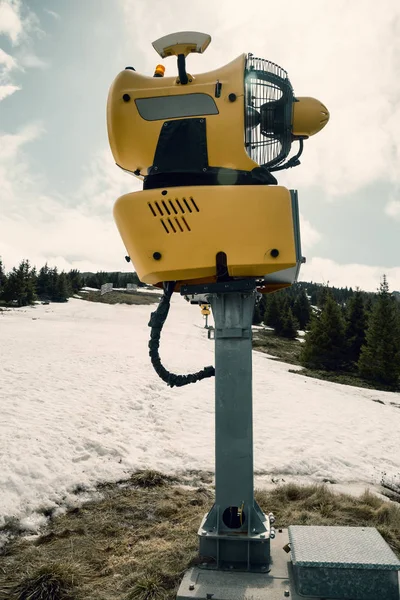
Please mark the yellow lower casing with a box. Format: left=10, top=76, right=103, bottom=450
left=113, top=185, right=298, bottom=286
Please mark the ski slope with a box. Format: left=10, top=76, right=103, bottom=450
left=0, top=297, right=399, bottom=534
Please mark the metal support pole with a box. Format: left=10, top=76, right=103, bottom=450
left=198, top=291, right=271, bottom=572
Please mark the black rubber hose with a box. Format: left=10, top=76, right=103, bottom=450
left=148, top=281, right=215, bottom=387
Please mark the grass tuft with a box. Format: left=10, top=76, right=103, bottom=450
left=129, top=470, right=176, bottom=489
left=126, top=575, right=166, bottom=600
left=12, top=563, right=79, bottom=600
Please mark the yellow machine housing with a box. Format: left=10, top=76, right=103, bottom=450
left=107, top=34, right=329, bottom=292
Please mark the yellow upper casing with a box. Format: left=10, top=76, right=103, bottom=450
left=107, top=54, right=258, bottom=177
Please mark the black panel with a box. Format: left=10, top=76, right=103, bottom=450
left=151, top=118, right=208, bottom=174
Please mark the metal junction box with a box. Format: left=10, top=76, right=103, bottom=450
left=289, top=526, right=400, bottom=600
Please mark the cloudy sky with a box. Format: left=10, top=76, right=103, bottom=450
left=1, top=0, right=399, bottom=292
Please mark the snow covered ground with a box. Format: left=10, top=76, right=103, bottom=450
left=1, top=297, right=399, bottom=534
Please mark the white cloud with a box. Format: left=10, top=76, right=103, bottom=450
left=385, top=198, right=400, bottom=220
left=119, top=0, right=400, bottom=199
left=301, top=257, right=400, bottom=292
left=0, top=123, right=43, bottom=160
left=0, top=2, right=43, bottom=102
left=0, top=83, right=20, bottom=100
left=0, top=48, right=18, bottom=71
left=299, top=216, right=321, bottom=255
left=0, top=47, right=20, bottom=101
left=0, top=129, right=136, bottom=272
left=44, top=8, right=60, bottom=20
left=18, top=53, right=48, bottom=69
left=0, top=0, right=23, bottom=43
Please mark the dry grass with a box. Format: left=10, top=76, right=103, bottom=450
left=255, top=483, right=400, bottom=556
left=1, top=475, right=400, bottom=600
left=252, top=330, right=302, bottom=365
left=79, top=290, right=161, bottom=306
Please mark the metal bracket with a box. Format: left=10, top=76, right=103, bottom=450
left=180, top=279, right=257, bottom=296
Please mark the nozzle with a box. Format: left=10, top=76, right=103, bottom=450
left=153, top=64, right=165, bottom=78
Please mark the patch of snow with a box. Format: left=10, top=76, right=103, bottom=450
left=135, top=287, right=162, bottom=294
left=0, top=297, right=399, bottom=533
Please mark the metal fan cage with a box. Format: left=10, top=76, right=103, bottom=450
left=244, top=54, right=294, bottom=169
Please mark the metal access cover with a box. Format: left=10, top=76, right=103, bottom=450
left=289, top=526, right=400, bottom=600
left=289, top=526, right=400, bottom=569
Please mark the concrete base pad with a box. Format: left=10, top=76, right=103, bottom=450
left=177, top=530, right=306, bottom=600
left=176, top=530, right=400, bottom=600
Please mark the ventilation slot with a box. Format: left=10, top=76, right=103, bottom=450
left=160, top=219, right=169, bottom=233
left=161, top=201, right=171, bottom=215
left=148, top=203, right=156, bottom=217
left=154, top=201, right=164, bottom=216
left=175, top=199, right=185, bottom=213
left=167, top=218, right=176, bottom=233
left=183, top=198, right=192, bottom=213
left=168, top=200, right=178, bottom=214
left=190, top=197, right=200, bottom=212
left=175, top=218, right=184, bottom=232
left=182, top=217, right=191, bottom=231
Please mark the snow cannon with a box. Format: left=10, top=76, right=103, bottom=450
left=107, top=31, right=329, bottom=294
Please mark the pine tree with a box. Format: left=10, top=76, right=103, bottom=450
left=48, top=267, right=59, bottom=301
left=301, top=293, right=347, bottom=371
left=53, top=272, right=70, bottom=302
left=345, top=290, right=367, bottom=368
left=0, top=258, right=6, bottom=300
left=317, top=284, right=330, bottom=309
left=264, top=293, right=282, bottom=330
left=280, top=307, right=299, bottom=339
left=37, top=264, right=51, bottom=299
left=3, top=259, right=36, bottom=306
left=293, top=289, right=311, bottom=330
left=67, top=269, right=83, bottom=294
left=273, top=296, right=289, bottom=336
left=358, top=276, right=400, bottom=387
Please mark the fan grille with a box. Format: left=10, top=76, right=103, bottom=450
left=245, top=54, right=294, bottom=169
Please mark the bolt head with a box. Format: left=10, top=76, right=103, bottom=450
left=284, top=591, right=290, bottom=597
left=189, top=584, right=195, bottom=591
